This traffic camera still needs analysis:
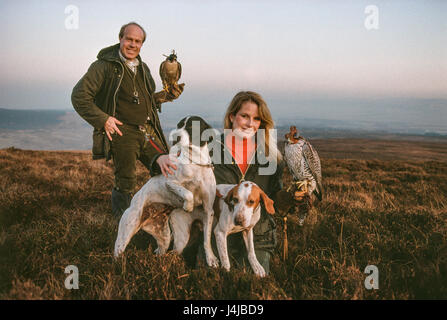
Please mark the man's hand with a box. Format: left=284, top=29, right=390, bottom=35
left=104, top=116, right=123, bottom=141
left=156, top=154, right=178, bottom=177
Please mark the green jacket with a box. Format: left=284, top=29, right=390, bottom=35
left=71, top=43, right=168, bottom=160
left=212, top=134, right=285, bottom=253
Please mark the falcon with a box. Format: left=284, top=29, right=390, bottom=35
left=283, top=126, right=323, bottom=225
left=159, top=50, right=182, bottom=92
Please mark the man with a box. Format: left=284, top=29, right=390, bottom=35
left=72, top=22, right=180, bottom=217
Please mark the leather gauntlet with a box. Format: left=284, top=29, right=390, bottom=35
left=153, top=83, right=185, bottom=104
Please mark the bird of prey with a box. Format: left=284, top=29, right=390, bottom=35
left=283, top=126, right=323, bottom=225
left=159, top=50, right=182, bottom=92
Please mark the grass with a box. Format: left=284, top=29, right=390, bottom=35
left=0, top=141, right=446, bottom=299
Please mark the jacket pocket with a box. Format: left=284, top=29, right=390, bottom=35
left=92, top=129, right=109, bottom=160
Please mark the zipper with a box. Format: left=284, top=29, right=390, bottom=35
left=112, top=62, right=124, bottom=117
left=140, top=64, right=152, bottom=119
left=141, top=63, right=167, bottom=151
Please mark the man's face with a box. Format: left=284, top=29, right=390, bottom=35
left=119, top=25, right=144, bottom=60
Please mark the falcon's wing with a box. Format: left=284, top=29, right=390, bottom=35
left=302, top=140, right=323, bottom=201
left=284, top=142, right=302, bottom=181
left=159, top=61, right=165, bottom=81
left=177, top=61, right=182, bottom=81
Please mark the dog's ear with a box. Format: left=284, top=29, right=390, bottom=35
left=224, top=186, right=237, bottom=212
left=199, top=118, right=211, bottom=132
left=260, top=190, right=275, bottom=214
left=216, top=185, right=232, bottom=198
left=177, top=117, right=187, bottom=129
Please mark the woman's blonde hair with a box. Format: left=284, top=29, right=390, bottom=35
left=223, top=91, right=282, bottom=162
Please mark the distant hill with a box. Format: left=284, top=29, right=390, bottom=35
left=0, top=108, right=69, bottom=130
left=0, top=109, right=91, bottom=150
left=0, top=108, right=446, bottom=151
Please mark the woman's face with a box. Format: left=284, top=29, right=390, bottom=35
left=229, top=101, right=261, bottom=138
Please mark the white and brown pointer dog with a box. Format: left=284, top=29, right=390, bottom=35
left=168, top=181, right=275, bottom=277
left=114, top=116, right=219, bottom=268
left=213, top=182, right=275, bottom=277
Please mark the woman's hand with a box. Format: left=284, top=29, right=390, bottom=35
left=156, top=154, right=178, bottom=177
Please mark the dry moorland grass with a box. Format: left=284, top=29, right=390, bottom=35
left=0, top=140, right=446, bottom=299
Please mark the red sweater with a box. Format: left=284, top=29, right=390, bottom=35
left=225, top=134, right=256, bottom=175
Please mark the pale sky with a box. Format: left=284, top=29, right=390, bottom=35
left=0, top=0, right=446, bottom=127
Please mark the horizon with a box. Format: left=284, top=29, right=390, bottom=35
left=1, top=105, right=446, bottom=137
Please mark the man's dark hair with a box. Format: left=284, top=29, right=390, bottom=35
left=119, top=22, right=147, bottom=43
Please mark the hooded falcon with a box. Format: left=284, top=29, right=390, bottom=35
left=283, top=126, right=323, bottom=225
left=159, top=50, right=182, bottom=92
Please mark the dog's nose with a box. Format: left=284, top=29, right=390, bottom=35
left=234, top=215, right=244, bottom=226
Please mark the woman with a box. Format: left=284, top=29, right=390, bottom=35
left=197, top=91, right=284, bottom=274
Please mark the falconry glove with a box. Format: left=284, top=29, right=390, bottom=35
left=153, top=82, right=185, bottom=104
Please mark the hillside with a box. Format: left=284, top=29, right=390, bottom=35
left=0, top=140, right=446, bottom=299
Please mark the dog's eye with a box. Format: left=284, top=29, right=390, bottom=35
left=232, top=198, right=239, bottom=204
left=248, top=200, right=254, bottom=205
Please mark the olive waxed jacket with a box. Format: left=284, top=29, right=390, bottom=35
left=71, top=44, right=168, bottom=160
left=211, top=134, right=285, bottom=253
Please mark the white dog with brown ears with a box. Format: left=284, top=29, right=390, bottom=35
left=114, top=116, right=219, bottom=268
left=169, top=181, right=275, bottom=277
left=214, top=182, right=275, bottom=277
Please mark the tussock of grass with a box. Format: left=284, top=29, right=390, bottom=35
left=0, top=145, right=446, bottom=299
